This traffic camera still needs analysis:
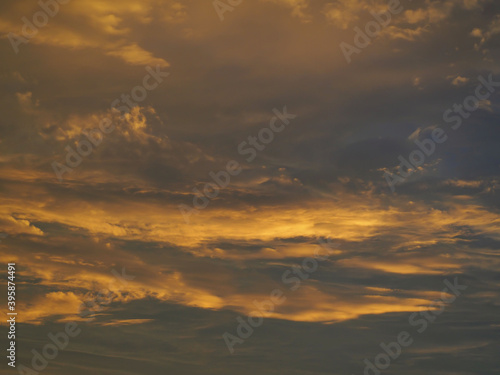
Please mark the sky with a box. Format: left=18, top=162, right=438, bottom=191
left=1, top=0, right=500, bottom=374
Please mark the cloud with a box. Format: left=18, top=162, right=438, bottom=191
left=323, top=0, right=389, bottom=29
left=0, top=0, right=170, bottom=66
left=449, top=75, right=470, bottom=86
left=1, top=1, right=499, bottom=373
